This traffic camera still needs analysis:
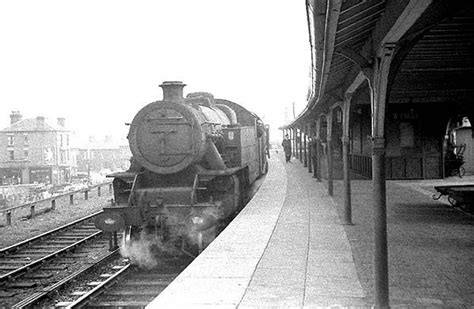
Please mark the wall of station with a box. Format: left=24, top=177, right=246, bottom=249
left=311, top=102, right=472, bottom=180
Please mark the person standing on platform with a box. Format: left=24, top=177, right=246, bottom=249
left=282, top=135, right=292, bottom=163
left=310, top=136, right=319, bottom=179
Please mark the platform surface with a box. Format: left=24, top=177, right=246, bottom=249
left=148, top=151, right=474, bottom=308
left=147, top=152, right=366, bottom=308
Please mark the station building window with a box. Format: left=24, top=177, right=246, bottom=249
left=24, top=150, right=29, bottom=159
left=60, top=150, right=66, bottom=163
left=8, top=150, right=14, bottom=160
left=7, top=135, right=14, bottom=146
left=23, top=134, right=28, bottom=146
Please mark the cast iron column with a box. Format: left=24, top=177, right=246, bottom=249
left=342, top=95, right=353, bottom=225
left=372, top=137, right=388, bottom=308
left=292, top=128, right=296, bottom=158
left=308, top=126, right=313, bottom=174
left=369, top=43, right=394, bottom=309
left=326, top=111, right=334, bottom=196
left=299, top=128, right=303, bottom=163
left=342, top=136, right=352, bottom=224
left=327, top=137, right=333, bottom=196
left=294, top=128, right=298, bottom=159
left=314, top=118, right=321, bottom=181
left=303, top=130, right=308, bottom=167
left=313, top=139, right=320, bottom=180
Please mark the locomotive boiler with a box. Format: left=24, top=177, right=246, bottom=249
left=95, top=81, right=268, bottom=257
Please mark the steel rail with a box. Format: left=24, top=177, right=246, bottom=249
left=0, top=230, right=103, bottom=282
left=11, top=249, right=120, bottom=309
left=66, top=262, right=132, bottom=308
left=0, top=212, right=104, bottom=282
left=0, top=211, right=102, bottom=255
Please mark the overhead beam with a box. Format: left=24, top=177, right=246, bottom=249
left=381, top=0, right=433, bottom=45
left=312, top=0, right=343, bottom=108
left=346, top=71, right=368, bottom=95
left=334, top=47, right=372, bottom=69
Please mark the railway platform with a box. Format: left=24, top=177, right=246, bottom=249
left=147, top=151, right=473, bottom=308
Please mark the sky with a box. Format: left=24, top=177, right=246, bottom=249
left=0, top=0, right=311, bottom=143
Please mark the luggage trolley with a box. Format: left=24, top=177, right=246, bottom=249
left=433, top=184, right=474, bottom=212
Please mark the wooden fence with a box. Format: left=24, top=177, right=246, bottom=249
left=0, top=181, right=112, bottom=226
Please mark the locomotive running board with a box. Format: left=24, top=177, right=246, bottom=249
left=196, top=167, right=243, bottom=176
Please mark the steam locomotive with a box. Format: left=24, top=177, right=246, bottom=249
left=95, top=81, right=268, bottom=257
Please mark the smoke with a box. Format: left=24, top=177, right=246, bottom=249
left=120, top=230, right=160, bottom=269
left=120, top=229, right=182, bottom=269
left=119, top=207, right=222, bottom=267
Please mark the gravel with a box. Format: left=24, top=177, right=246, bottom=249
left=0, top=189, right=113, bottom=248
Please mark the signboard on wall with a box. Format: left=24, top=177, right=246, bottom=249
left=399, top=122, right=414, bottom=148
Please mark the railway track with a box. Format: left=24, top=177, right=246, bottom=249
left=1, top=179, right=262, bottom=307
left=14, top=249, right=123, bottom=308
left=0, top=212, right=115, bottom=308
left=38, top=254, right=192, bottom=308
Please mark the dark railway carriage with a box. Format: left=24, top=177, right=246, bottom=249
left=95, top=81, right=268, bottom=257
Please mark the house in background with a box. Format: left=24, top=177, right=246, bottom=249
left=0, top=111, right=75, bottom=185
left=72, top=135, right=131, bottom=179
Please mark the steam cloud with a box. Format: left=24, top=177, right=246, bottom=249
left=119, top=207, right=222, bottom=268
left=120, top=230, right=160, bottom=269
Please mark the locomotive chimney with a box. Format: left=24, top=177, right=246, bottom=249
left=159, top=81, right=186, bottom=102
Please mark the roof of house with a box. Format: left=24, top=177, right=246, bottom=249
left=0, top=118, right=68, bottom=132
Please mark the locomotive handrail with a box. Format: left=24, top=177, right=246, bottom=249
left=0, top=180, right=112, bottom=225
left=127, top=174, right=140, bottom=206
left=191, top=174, right=199, bottom=205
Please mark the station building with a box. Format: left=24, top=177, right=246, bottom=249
left=280, top=1, right=474, bottom=307
left=0, top=111, right=75, bottom=185
left=283, top=1, right=474, bottom=182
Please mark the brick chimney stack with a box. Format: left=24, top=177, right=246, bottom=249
left=10, top=111, right=22, bottom=124
left=36, top=116, right=45, bottom=129
left=57, top=117, right=65, bottom=127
